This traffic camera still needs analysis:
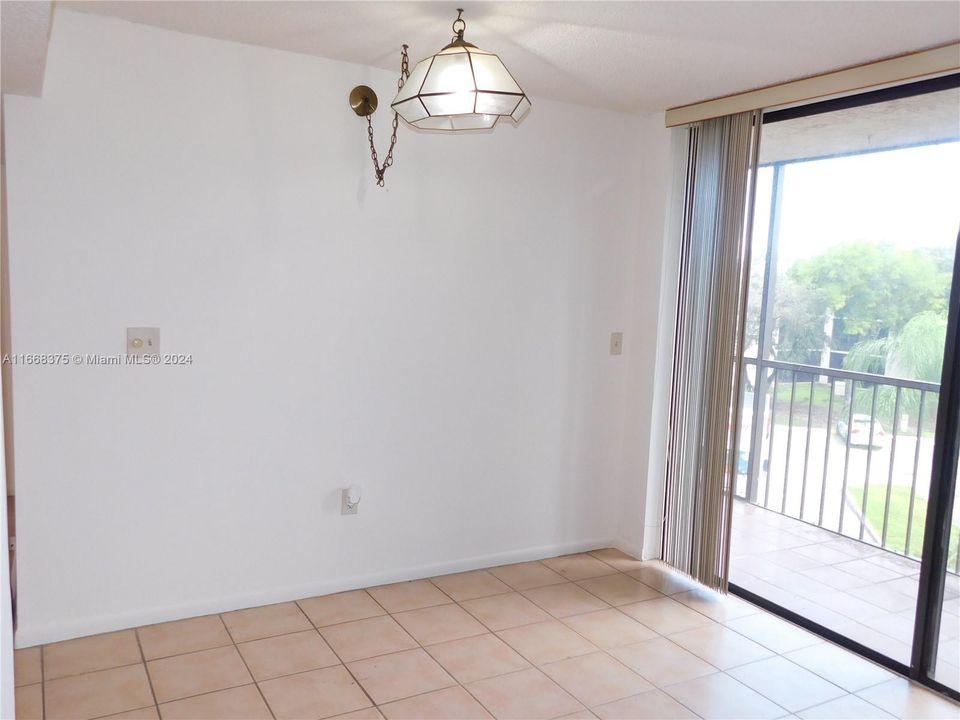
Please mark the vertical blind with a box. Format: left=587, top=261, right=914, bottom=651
left=662, top=110, right=761, bottom=591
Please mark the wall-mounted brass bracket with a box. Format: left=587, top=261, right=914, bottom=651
left=349, top=85, right=378, bottom=117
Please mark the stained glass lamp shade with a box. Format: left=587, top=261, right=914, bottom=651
left=391, top=38, right=531, bottom=131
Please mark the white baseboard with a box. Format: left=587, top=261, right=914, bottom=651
left=15, top=537, right=616, bottom=648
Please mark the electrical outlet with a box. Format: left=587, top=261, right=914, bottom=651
left=341, top=488, right=359, bottom=515
left=610, top=332, right=623, bottom=355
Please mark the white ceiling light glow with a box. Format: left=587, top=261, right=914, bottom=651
left=348, top=8, right=530, bottom=186
left=391, top=9, right=531, bottom=131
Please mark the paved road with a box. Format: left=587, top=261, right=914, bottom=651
left=737, top=424, right=949, bottom=542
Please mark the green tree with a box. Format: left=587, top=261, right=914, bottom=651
left=744, top=269, right=829, bottom=363
left=843, top=310, right=947, bottom=420
left=772, top=277, right=829, bottom=362
left=789, top=243, right=950, bottom=341
left=844, top=311, right=947, bottom=383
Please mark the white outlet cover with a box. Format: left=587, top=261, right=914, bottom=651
left=341, top=488, right=358, bottom=515
left=127, top=327, right=159, bottom=356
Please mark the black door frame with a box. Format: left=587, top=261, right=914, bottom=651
left=730, top=73, right=960, bottom=702
left=912, top=226, right=960, bottom=692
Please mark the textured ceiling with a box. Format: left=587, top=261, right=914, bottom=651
left=58, top=1, right=960, bottom=113
left=761, top=87, right=960, bottom=164
left=1, top=0, right=52, bottom=96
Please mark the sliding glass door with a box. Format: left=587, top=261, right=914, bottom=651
left=934, top=436, right=960, bottom=687
left=916, top=240, right=960, bottom=692
left=728, top=75, right=960, bottom=698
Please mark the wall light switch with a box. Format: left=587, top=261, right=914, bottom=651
left=610, top=332, right=623, bottom=355
left=127, top=327, right=159, bottom=356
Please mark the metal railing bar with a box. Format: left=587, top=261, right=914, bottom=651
left=746, top=360, right=770, bottom=504
left=905, top=390, right=926, bottom=556
left=782, top=371, right=798, bottom=515
left=881, top=387, right=902, bottom=548
left=734, top=375, right=750, bottom=502
left=840, top=382, right=857, bottom=535
left=753, top=358, right=940, bottom=393
left=818, top=378, right=837, bottom=527
left=860, top=383, right=880, bottom=541
left=800, top=377, right=816, bottom=521
left=738, top=357, right=949, bottom=566
left=764, top=369, right=780, bottom=509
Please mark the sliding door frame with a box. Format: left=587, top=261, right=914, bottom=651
left=729, top=73, right=960, bottom=702
left=913, top=227, right=960, bottom=689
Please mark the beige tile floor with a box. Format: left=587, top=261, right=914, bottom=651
left=12, top=549, right=960, bottom=720
left=729, top=499, right=960, bottom=688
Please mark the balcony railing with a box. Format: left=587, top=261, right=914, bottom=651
left=737, top=357, right=960, bottom=573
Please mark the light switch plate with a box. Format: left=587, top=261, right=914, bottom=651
left=127, top=327, right=159, bottom=356
left=610, top=332, right=623, bottom=355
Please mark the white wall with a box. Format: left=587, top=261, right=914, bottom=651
left=3, top=10, right=672, bottom=646
left=614, top=115, right=673, bottom=559
left=636, top=128, right=688, bottom=560
left=0, top=416, right=12, bottom=720
left=0, top=166, right=15, bottom=719
left=0, top=483, right=11, bottom=720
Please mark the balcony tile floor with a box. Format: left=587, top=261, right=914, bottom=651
left=13, top=548, right=960, bottom=719
left=730, top=499, right=960, bottom=691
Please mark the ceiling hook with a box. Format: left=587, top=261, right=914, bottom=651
left=452, top=8, right=466, bottom=39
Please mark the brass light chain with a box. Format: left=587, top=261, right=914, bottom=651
left=366, top=45, right=410, bottom=187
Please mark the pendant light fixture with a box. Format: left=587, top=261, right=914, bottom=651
left=391, top=9, right=531, bottom=131
left=349, top=9, right=530, bottom=186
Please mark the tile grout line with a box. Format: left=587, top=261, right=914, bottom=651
left=23, top=550, right=956, bottom=719
left=378, top=579, right=490, bottom=715
left=456, top=666, right=553, bottom=719
left=650, top=607, right=907, bottom=715
left=217, top=612, right=278, bottom=720
left=540, top=569, right=716, bottom=718
left=295, top=597, right=382, bottom=715
left=132, top=628, right=161, bottom=718
left=120, top=683, right=264, bottom=715
left=711, top=533, right=959, bottom=716
left=398, top=565, right=567, bottom=719
left=136, top=638, right=234, bottom=664
left=443, top=556, right=644, bottom=717
left=374, top=561, right=588, bottom=716
left=468, top=556, right=697, bottom=717
left=802, top=691, right=892, bottom=717
left=14, top=561, right=793, bottom=711
left=39, top=644, right=46, bottom=720
left=541, top=555, right=791, bottom=718
left=36, top=659, right=145, bottom=683
left=87, top=706, right=157, bottom=720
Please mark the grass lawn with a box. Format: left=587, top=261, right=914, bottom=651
left=770, top=380, right=937, bottom=436
left=848, top=484, right=959, bottom=568
left=774, top=380, right=833, bottom=407
left=771, top=380, right=834, bottom=425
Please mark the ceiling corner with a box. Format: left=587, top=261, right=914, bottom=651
left=1, top=0, right=53, bottom=97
